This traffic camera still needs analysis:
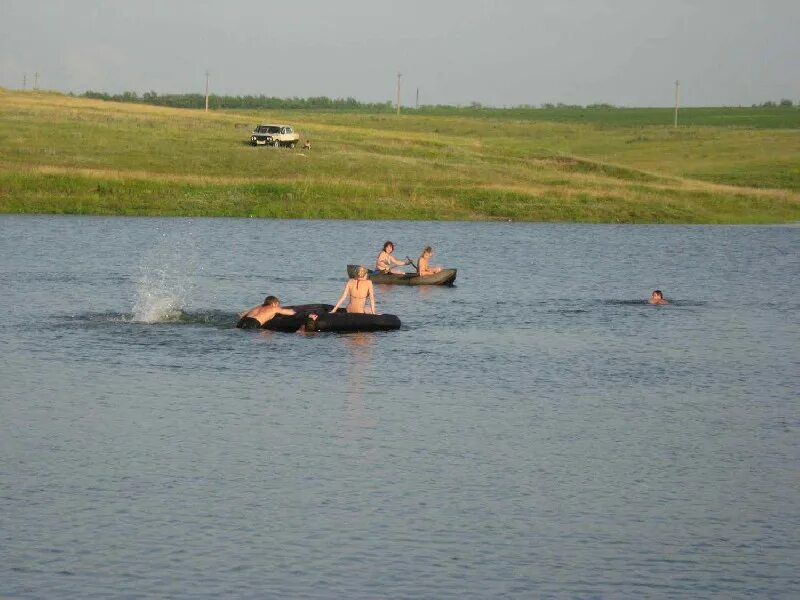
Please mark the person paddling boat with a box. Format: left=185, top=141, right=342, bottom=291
left=375, top=241, right=411, bottom=275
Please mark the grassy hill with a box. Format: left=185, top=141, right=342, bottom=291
left=1, top=89, right=798, bottom=223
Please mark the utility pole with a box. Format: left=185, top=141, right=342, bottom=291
left=396, top=72, right=402, bottom=116
left=205, top=70, right=210, bottom=112
left=674, top=80, right=680, bottom=128
left=34, top=72, right=39, bottom=90
left=416, top=87, right=419, bottom=109
left=23, top=73, right=27, bottom=91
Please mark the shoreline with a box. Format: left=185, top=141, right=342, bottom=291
left=4, top=206, right=798, bottom=225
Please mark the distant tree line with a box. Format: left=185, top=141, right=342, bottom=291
left=80, top=90, right=394, bottom=111
left=752, top=99, right=795, bottom=108
left=77, top=91, right=627, bottom=111
left=76, top=90, right=798, bottom=111
left=458, top=101, right=617, bottom=110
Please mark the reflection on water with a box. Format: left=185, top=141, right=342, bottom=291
left=1, top=216, right=799, bottom=599
left=345, top=333, right=378, bottom=430
left=415, top=285, right=434, bottom=301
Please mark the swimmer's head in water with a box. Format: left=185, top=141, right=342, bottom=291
left=651, top=290, right=663, bottom=300
left=263, top=295, right=280, bottom=306
left=355, top=266, right=368, bottom=278
left=383, top=241, right=394, bottom=252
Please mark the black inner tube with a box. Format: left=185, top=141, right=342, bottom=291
left=306, top=312, right=401, bottom=332
left=237, top=304, right=401, bottom=333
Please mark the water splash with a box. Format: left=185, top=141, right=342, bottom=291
left=131, top=285, right=184, bottom=323
left=130, top=227, right=199, bottom=323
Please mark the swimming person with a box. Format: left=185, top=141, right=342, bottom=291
left=649, top=290, right=670, bottom=305
left=330, top=266, right=377, bottom=314
left=417, top=246, right=443, bottom=276
left=237, top=295, right=297, bottom=328
left=375, top=241, right=411, bottom=274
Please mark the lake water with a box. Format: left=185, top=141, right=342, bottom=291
left=1, top=215, right=798, bottom=599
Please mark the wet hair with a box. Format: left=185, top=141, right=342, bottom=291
left=422, top=246, right=433, bottom=255
left=355, top=266, right=368, bottom=278
left=263, top=295, right=280, bottom=306
left=652, top=290, right=663, bottom=299
left=383, top=241, right=394, bottom=252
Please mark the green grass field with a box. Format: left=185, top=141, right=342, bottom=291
left=1, top=89, right=798, bottom=223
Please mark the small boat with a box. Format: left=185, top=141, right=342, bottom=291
left=346, top=265, right=457, bottom=286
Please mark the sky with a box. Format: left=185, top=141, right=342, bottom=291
left=1, top=0, right=799, bottom=107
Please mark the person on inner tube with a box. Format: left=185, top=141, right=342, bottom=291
left=649, top=290, right=670, bottom=305
left=237, top=295, right=297, bottom=328
left=417, top=246, right=443, bottom=276
left=330, top=266, right=377, bottom=314
left=375, top=241, right=411, bottom=275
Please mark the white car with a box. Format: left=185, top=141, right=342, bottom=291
left=250, top=124, right=300, bottom=147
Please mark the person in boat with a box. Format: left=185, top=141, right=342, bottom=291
left=649, top=290, right=670, bottom=305
left=330, top=266, right=377, bottom=314
left=417, top=246, right=443, bottom=276
left=375, top=241, right=411, bottom=275
left=237, top=295, right=297, bottom=328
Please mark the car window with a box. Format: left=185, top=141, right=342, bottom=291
left=286, top=127, right=293, bottom=134
left=267, top=126, right=280, bottom=133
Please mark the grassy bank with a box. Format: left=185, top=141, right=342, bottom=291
left=1, top=89, right=798, bottom=223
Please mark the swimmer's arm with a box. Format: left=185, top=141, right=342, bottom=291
left=330, top=282, right=350, bottom=313
left=277, top=308, right=296, bottom=316
left=368, top=282, right=377, bottom=315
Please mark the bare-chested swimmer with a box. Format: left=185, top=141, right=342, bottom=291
left=330, top=266, right=377, bottom=314
left=237, top=295, right=296, bottom=328
left=649, top=290, right=670, bottom=305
